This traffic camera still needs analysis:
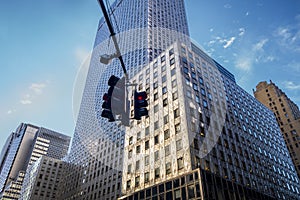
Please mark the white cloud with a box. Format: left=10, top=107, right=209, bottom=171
left=265, top=56, right=275, bottom=62
left=223, top=37, right=236, bottom=48
left=239, top=28, right=245, bottom=36
left=7, top=109, right=16, bottom=114
left=252, top=38, right=268, bottom=51
left=274, top=23, right=300, bottom=52
left=30, top=83, right=46, bottom=95
left=245, top=12, right=249, bottom=16
left=19, top=82, right=48, bottom=105
left=235, top=56, right=252, bottom=72
left=282, top=81, right=300, bottom=90
left=20, top=99, right=32, bottom=105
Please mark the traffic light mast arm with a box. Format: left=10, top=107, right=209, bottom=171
left=97, top=0, right=128, bottom=79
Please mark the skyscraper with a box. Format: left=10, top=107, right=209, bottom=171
left=21, top=156, right=66, bottom=200
left=254, top=81, right=300, bottom=178
left=0, top=123, right=70, bottom=199
left=62, top=0, right=190, bottom=199
left=64, top=0, right=300, bottom=199
left=119, top=42, right=300, bottom=200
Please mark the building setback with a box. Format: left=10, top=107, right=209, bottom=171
left=0, top=123, right=70, bottom=199
left=254, top=81, right=300, bottom=178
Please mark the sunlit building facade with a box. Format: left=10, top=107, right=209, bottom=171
left=254, top=81, right=300, bottom=178
left=120, top=42, right=300, bottom=200
left=63, top=0, right=300, bottom=200
left=21, top=156, right=66, bottom=200
left=0, top=123, right=70, bottom=199
left=62, top=0, right=189, bottom=199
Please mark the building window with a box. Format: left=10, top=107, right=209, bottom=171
left=175, top=123, right=181, bottom=134
left=173, top=91, right=178, bottom=100
left=127, top=164, right=131, bottom=174
left=128, top=150, right=132, bottom=159
left=177, top=157, right=184, bottom=170
left=203, top=100, right=208, bottom=108
left=145, top=140, right=149, bottom=150
left=154, top=104, right=159, bottom=113
left=166, top=162, right=171, bottom=175
left=136, top=160, right=140, bottom=170
left=170, top=57, right=175, bottom=65
left=154, top=93, right=159, bottom=101
left=154, top=121, right=159, bottom=130
left=155, top=150, right=159, bottom=161
left=129, top=136, right=133, bottom=145
left=162, top=75, right=167, bottom=83
left=145, top=172, right=149, bottom=183
left=162, top=87, right=167, bottom=94
left=136, top=145, right=141, bottom=154
left=172, top=79, right=177, bottom=88
left=176, top=139, right=182, bottom=151
left=163, top=98, right=168, bottom=107
left=145, top=127, right=149, bottom=136
left=137, top=132, right=141, bottom=141
left=169, top=48, right=174, bottom=56
left=127, top=180, right=131, bottom=189
left=155, top=168, right=160, bottom=179
left=174, top=108, right=180, bottom=118
left=135, top=176, right=140, bottom=187
left=155, top=135, right=159, bottom=145
left=145, top=155, right=149, bottom=166
left=164, top=129, right=170, bottom=140
left=165, top=145, right=170, bottom=156
left=164, top=115, right=169, bottom=124
left=171, top=68, right=176, bottom=76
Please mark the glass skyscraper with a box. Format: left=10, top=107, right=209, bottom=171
left=62, top=0, right=190, bottom=199
left=63, top=0, right=300, bottom=199
left=0, top=123, right=70, bottom=199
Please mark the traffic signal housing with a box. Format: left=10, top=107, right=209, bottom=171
left=101, top=75, right=120, bottom=122
left=134, top=91, right=148, bottom=120
left=101, top=75, right=129, bottom=125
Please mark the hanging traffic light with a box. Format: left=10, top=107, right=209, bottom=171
left=134, top=91, right=148, bottom=120
left=101, top=75, right=120, bottom=122
left=111, top=77, right=129, bottom=126
left=101, top=75, right=129, bottom=125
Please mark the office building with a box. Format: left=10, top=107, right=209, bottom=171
left=119, top=42, right=300, bottom=200
left=63, top=0, right=300, bottom=199
left=20, top=156, right=66, bottom=200
left=62, top=0, right=189, bottom=199
left=254, top=81, right=300, bottom=178
left=0, top=123, right=70, bottom=199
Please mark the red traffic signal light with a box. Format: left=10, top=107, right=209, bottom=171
left=134, top=91, right=148, bottom=120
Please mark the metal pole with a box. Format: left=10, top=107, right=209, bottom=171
left=97, top=0, right=128, bottom=79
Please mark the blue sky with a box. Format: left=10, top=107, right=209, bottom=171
left=0, top=0, right=299, bottom=150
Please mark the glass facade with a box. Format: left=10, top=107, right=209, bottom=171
left=62, top=0, right=190, bottom=199
left=0, top=123, right=70, bottom=199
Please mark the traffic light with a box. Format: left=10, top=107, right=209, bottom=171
left=101, top=75, right=129, bottom=125
left=111, top=77, right=129, bottom=126
left=134, top=91, right=148, bottom=120
left=101, top=75, right=120, bottom=122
